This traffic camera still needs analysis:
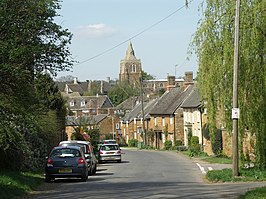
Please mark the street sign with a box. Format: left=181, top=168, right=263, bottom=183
left=116, top=123, right=120, bottom=130
left=232, top=108, right=240, bottom=119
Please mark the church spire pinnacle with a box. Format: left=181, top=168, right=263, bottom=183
left=125, top=41, right=136, bottom=60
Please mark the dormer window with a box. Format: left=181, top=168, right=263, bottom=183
left=81, top=100, right=86, bottom=107
left=70, top=100, right=75, bottom=107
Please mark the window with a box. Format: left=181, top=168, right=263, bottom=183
left=131, top=64, right=136, bottom=72
left=154, top=117, right=157, bottom=125
left=70, top=100, right=75, bottom=107
left=162, top=117, right=165, bottom=126
left=170, top=116, right=173, bottom=125
left=81, top=100, right=86, bottom=106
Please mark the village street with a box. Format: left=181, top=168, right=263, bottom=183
left=28, top=149, right=266, bottom=199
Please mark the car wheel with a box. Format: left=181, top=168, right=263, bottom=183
left=92, top=165, right=97, bottom=175
left=88, top=167, right=93, bottom=176
left=117, top=159, right=121, bottom=163
left=81, top=173, right=88, bottom=182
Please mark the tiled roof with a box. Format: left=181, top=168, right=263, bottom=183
left=149, top=85, right=194, bottom=115
left=67, top=84, right=84, bottom=95
left=67, top=95, right=114, bottom=110
left=116, top=96, right=142, bottom=111
left=65, top=114, right=108, bottom=126
left=122, top=98, right=159, bottom=122
left=181, top=87, right=201, bottom=108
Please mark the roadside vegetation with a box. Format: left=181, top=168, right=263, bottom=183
left=239, top=187, right=266, bottom=199
left=0, top=170, right=43, bottom=199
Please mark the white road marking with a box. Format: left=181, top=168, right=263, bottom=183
left=208, top=167, right=213, bottom=171
left=196, top=163, right=206, bottom=174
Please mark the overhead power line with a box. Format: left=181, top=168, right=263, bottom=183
left=76, top=0, right=195, bottom=66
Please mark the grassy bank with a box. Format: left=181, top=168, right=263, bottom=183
left=0, top=170, right=44, bottom=199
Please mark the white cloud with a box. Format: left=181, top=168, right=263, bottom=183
left=74, top=23, right=118, bottom=39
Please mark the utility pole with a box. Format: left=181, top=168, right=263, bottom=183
left=232, top=0, right=240, bottom=177
left=140, top=77, right=146, bottom=146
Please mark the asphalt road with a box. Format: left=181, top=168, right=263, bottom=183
left=29, top=148, right=266, bottom=199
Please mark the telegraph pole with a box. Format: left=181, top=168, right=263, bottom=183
left=140, top=76, right=146, bottom=146
left=232, top=0, right=240, bottom=177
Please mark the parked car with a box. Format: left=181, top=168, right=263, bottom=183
left=59, top=140, right=97, bottom=175
left=103, top=139, right=117, bottom=144
left=98, top=144, right=122, bottom=163
left=45, top=146, right=89, bottom=182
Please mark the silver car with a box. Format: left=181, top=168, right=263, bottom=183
left=98, top=144, right=122, bottom=163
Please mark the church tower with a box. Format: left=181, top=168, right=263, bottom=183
left=119, top=42, right=142, bottom=86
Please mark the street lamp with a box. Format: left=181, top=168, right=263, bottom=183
left=174, top=64, right=178, bottom=78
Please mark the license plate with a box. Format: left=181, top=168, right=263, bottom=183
left=107, top=152, right=114, bottom=154
left=59, top=168, right=72, bottom=173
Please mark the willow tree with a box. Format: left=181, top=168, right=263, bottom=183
left=192, top=1, right=265, bottom=169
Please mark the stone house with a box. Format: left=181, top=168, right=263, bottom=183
left=148, top=84, right=194, bottom=149
left=65, top=114, right=120, bottom=141
left=120, top=98, right=159, bottom=144
left=66, top=95, right=115, bottom=117
left=181, top=87, right=203, bottom=146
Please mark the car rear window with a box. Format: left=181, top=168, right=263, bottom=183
left=51, top=148, right=81, bottom=158
left=60, top=143, right=87, bottom=154
left=101, top=145, right=119, bottom=151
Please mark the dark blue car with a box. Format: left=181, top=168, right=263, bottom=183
left=45, top=146, right=89, bottom=182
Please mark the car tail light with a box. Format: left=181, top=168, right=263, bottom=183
left=99, top=151, right=103, bottom=154
left=47, top=158, right=53, bottom=167
left=78, top=157, right=85, bottom=165
left=117, top=150, right=121, bottom=154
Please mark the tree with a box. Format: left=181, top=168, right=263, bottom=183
left=142, top=70, right=155, bottom=80
left=108, top=81, right=140, bottom=106
left=192, top=1, right=265, bottom=169
left=0, top=0, right=73, bottom=170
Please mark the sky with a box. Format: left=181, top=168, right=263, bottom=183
left=55, top=0, right=203, bottom=81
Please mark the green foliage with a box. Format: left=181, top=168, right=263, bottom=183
left=128, top=139, right=138, bottom=147
left=0, top=170, right=43, bottom=199
left=164, top=140, right=172, bottom=150
left=189, top=136, right=201, bottom=156
left=187, top=129, right=192, bottom=147
left=108, top=81, right=140, bottom=106
left=192, top=0, right=266, bottom=169
left=239, top=187, right=266, bottom=199
left=0, top=0, right=72, bottom=171
left=206, top=167, right=266, bottom=183
left=211, top=129, right=223, bottom=156
left=175, top=140, right=183, bottom=146
left=87, top=129, right=100, bottom=151
left=141, top=70, right=155, bottom=80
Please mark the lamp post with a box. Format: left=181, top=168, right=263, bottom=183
left=174, top=64, right=178, bottom=78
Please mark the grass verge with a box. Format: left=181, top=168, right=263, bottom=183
left=238, top=186, right=266, bottom=199
left=206, top=167, right=266, bottom=182
left=0, top=170, right=44, bottom=199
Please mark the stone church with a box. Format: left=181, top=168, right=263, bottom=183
left=119, top=41, right=142, bottom=87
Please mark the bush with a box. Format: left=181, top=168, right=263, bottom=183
left=128, top=139, right=138, bottom=147
left=164, top=140, right=172, bottom=150
left=175, top=139, right=183, bottom=146
left=189, top=136, right=201, bottom=156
